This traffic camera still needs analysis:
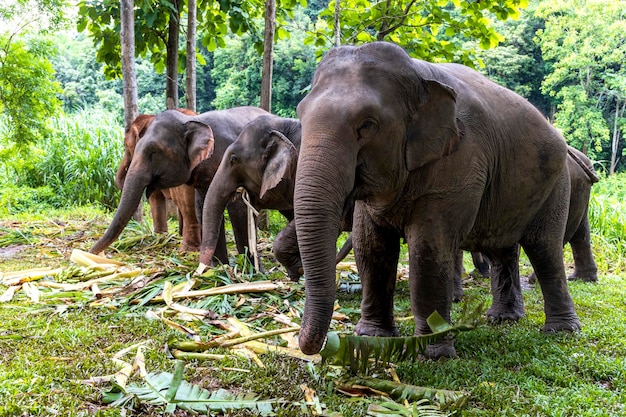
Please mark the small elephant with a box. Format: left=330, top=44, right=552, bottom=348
left=453, top=146, right=600, bottom=300
left=91, top=106, right=270, bottom=263
left=115, top=109, right=201, bottom=251
left=196, top=114, right=353, bottom=278
left=293, top=42, right=581, bottom=358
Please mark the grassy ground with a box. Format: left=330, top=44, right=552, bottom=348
left=1, top=204, right=625, bottom=416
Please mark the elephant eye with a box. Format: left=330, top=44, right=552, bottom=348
left=230, top=154, right=239, bottom=165
left=357, top=119, right=378, bottom=141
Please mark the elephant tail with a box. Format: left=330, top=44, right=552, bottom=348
left=567, top=147, right=600, bottom=184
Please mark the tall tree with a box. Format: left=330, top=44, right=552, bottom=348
left=0, top=0, right=65, bottom=149
left=165, top=0, right=181, bottom=109
left=77, top=0, right=300, bottom=109
left=537, top=0, right=626, bottom=172
left=260, top=0, right=276, bottom=112
left=306, top=0, right=530, bottom=66
left=186, top=0, right=197, bottom=111
left=120, top=0, right=138, bottom=129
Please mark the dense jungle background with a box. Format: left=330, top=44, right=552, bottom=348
left=1, top=0, right=625, bottom=416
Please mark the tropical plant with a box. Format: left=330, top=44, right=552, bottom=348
left=536, top=0, right=626, bottom=172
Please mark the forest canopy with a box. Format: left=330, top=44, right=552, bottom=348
left=0, top=0, right=624, bottom=211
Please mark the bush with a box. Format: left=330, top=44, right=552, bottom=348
left=4, top=108, right=123, bottom=212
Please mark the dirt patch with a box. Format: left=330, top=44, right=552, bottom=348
left=0, top=245, right=28, bottom=259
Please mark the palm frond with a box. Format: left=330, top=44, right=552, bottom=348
left=103, top=360, right=276, bottom=414
left=321, top=300, right=485, bottom=373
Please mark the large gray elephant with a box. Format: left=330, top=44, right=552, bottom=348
left=196, top=115, right=353, bottom=279
left=90, top=106, right=270, bottom=264
left=454, top=146, right=600, bottom=299
left=293, top=42, right=581, bottom=358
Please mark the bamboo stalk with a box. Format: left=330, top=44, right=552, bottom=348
left=149, top=281, right=279, bottom=303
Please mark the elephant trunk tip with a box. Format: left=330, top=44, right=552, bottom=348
left=298, top=321, right=331, bottom=355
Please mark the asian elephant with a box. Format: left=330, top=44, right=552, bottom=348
left=91, top=106, right=270, bottom=263
left=196, top=115, right=353, bottom=279
left=293, top=42, right=581, bottom=358
left=115, top=109, right=200, bottom=251
left=454, top=146, right=600, bottom=299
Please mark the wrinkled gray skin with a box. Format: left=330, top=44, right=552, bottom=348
left=115, top=110, right=200, bottom=251
left=453, top=146, right=600, bottom=300
left=293, top=42, right=581, bottom=358
left=198, top=115, right=352, bottom=279
left=91, top=106, right=270, bottom=264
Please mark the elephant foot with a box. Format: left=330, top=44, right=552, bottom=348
left=452, top=288, right=464, bottom=303
left=542, top=315, right=582, bottom=332
left=180, top=242, right=200, bottom=252
left=354, top=321, right=399, bottom=337
left=486, top=305, right=525, bottom=323
left=285, top=265, right=303, bottom=282
left=528, top=272, right=537, bottom=284
left=423, top=338, right=457, bottom=360
left=567, top=271, right=598, bottom=282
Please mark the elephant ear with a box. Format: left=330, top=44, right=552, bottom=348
left=405, top=79, right=460, bottom=171
left=185, top=121, right=215, bottom=169
left=260, top=130, right=298, bottom=199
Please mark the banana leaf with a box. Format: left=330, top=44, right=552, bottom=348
left=103, top=360, right=276, bottom=414
left=320, top=300, right=484, bottom=373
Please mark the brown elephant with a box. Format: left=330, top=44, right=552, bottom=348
left=91, top=106, right=270, bottom=263
left=293, top=42, right=580, bottom=358
left=115, top=109, right=201, bottom=251
left=196, top=115, right=353, bottom=279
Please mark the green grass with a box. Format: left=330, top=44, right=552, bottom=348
left=1, top=174, right=626, bottom=416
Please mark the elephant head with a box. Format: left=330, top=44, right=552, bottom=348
left=115, top=109, right=198, bottom=191
left=91, top=110, right=214, bottom=254
left=198, top=115, right=301, bottom=268
left=294, top=43, right=460, bottom=354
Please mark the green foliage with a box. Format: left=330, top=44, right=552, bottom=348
left=320, top=305, right=483, bottom=374
left=210, top=9, right=317, bottom=116
left=536, top=0, right=626, bottom=167
left=0, top=33, right=62, bottom=147
left=587, top=173, right=626, bottom=272
left=3, top=109, right=123, bottom=211
left=76, top=0, right=301, bottom=79
left=476, top=3, right=552, bottom=116
left=306, top=0, right=529, bottom=66
left=104, top=360, right=276, bottom=414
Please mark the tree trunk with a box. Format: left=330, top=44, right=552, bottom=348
left=166, top=0, right=180, bottom=109
left=120, top=0, right=142, bottom=222
left=257, top=0, right=276, bottom=231
left=334, top=0, right=341, bottom=46
left=186, top=0, right=197, bottom=112
left=610, top=100, right=624, bottom=175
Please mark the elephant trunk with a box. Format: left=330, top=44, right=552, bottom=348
left=90, top=168, right=150, bottom=254
left=199, top=168, right=236, bottom=267
left=294, top=135, right=355, bottom=355
left=115, top=162, right=127, bottom=191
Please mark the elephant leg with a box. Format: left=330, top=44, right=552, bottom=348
left=148, top=190, right=168, bottom=233
left=568, top=213, right=598, bottom=282
left=352, top=205, right=400, bottom=338
left=273, top=220, right=302, bottom=281
left=452, top=250, right=464, bottom=302
left=521, top=172, right=581, bottom=332
left=485, top=244, right=525, bottom=322
left=170, top=185, right=201, bottom=252
left=407, top=235, right=456, bottom=359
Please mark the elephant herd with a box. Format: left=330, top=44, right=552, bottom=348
left=90, top=42, right=600, bottom=358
